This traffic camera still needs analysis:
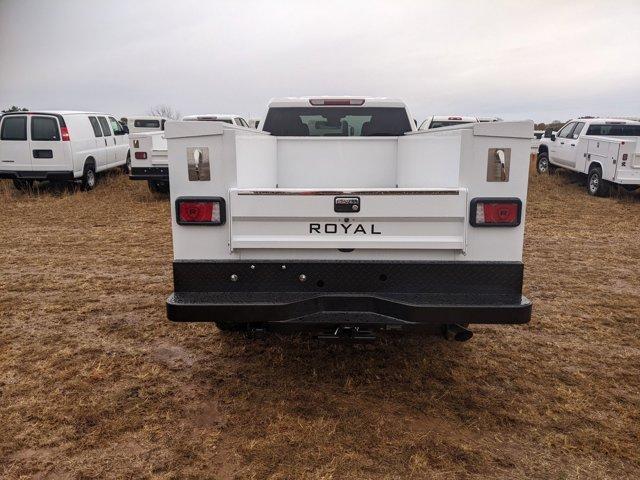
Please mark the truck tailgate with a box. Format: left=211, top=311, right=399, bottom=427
left=229, top=188, right=467, bottom=251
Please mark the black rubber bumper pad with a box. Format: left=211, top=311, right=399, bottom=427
left=167, top=260, right=532, bottom=326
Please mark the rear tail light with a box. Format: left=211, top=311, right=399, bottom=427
left=622, top=153, right=628, bottom=161
left=470, top=198, right=522, bottom=227
left=176, top=197, right=226, bottom=225
left=60, top=126, right=70, bottom=141
left=135, top=151, right=147, bottom=160
left=309, top=98, right=365, bottom=106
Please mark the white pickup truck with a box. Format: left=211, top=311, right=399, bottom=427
left=129, top=130, right=169, bottom=192
left=129, top=114, right=250, bottom=192
left=164, top=97, right=533, bottom=341
left=536, top=118, right=640, bottom=196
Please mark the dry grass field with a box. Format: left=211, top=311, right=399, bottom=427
left=0, top=169, right=639, bottom=479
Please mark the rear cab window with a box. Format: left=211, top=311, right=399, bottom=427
left=1, top=116, right=27, bottom=140
left=97, top=116, right=112, bottom=136
left=586, top=124, right=640, bottom=136
left=134, top=119, right=160, bottom=129
left=31, top=116, right=60, bottom=141
left=262, top=107, right=412, bottom=136
left=429, top=120, right=473, bottom=129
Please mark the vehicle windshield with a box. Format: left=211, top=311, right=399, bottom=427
left=429, top=120, right=474, bottom=129
left=262, top=107, right=412, bottom=137
left=586, top=124, right=640, bottom=136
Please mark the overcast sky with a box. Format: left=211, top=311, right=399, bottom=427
left=1, top=0, right=639, bottom=123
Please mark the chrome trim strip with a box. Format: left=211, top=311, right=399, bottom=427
left=236, top=190, right=460, bottom=196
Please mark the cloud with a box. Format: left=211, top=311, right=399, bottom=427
left=1, top=0, right=639, bottom=122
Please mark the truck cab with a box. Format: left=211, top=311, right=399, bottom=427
left=165, top=97, right=533, bottom=340
left=537, top=118, right=640, bottom=196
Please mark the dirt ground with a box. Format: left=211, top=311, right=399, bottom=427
left=0, top=169, right=639, bottom=479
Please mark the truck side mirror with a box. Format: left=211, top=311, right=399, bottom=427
left=550, top=133, right=556, bottom=141
left=122, top=124, right=129, bottom=134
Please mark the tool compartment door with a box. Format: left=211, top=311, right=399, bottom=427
left=229, top=188, right=467, bottom=251
left=587, top=138, right=619, bottom=180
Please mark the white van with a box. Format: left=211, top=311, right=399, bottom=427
left=419, top=116, right=479, bottom=130
left=0, top=111, right=129, bottom=190
left=124, top=116, right=167, bottom=134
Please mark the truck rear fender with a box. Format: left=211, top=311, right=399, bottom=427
left=587, top=160, right=603, bottom=173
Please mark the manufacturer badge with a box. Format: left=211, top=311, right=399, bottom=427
left=334, top=196, right=360, bottom=213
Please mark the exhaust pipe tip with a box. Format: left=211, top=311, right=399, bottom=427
left=443, top=324, right=473, bottom=342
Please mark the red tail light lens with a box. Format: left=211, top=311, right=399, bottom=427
left=60, top=126, right=70, bottom=141
left=176, top=197, right=226, bottom=225
left=134, top=152, right=147, bottom=160
left=470, top=198, right=521, bottom=227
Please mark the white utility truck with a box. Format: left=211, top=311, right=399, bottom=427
left=0, top=111, right=129, bottom=190
left=420, top=115, right=479, bottom=130
left=129, top=130, right=170, bottom=192
left=165, top=97, right=533, bottom=340
left=129, top=114, right=250, bottom=193
left=536, top=118, right=640, bottom=196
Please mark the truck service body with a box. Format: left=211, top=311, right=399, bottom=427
left=129, top=114, right=249, bottom=192
left=165, top=97, right=533, bottom=338
left=537, top=118, right=640, bottom=196
left=129, top=130, right=170, bottom=192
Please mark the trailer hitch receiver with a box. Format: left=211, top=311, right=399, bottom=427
left=317, top=326, right=376, bottom=342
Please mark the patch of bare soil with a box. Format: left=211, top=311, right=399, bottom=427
left=0, top=170, right=639, bottom=479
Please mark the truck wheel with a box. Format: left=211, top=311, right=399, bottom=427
left=148, top=180, right=169, bottom=194
left=214, top=320, right=247, bottom=332
left=81, top=164, right=97, bottom=191
left=587, top=166, right=609, bottom=197
left=536, top=153, right=554, bottom=174
left=122, top=152, right=131, bottom=174
left=12, top=179, right=34, bottom=191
